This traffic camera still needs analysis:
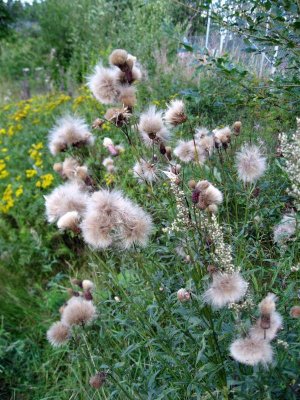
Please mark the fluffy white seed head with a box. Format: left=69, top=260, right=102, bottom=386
left=259, top=293, right=277, bottom=315
left=174, top=140, right=206, bottom=164
left=133, top=159, right=158, bottom=183
left=57, top=211, right=80, bottom=231
left=196, top=134, right=215, bottom=156
left=273, top=214, right=296, bottom=244
left=48, top=115, right=94, bottom=155
left=138, top=106, right=170, bottom=146
left=45, top=181, right=89, bottom=223
left=61, top=297, right=96, bottom=326
left=81, top=190, right=121, bottom=249
left=47, top=321, right=70, bottom=347
left=203, top=272, right=248, bottom=308
left=194, top=127, right=209, bottom=140
left=236, top=144, right=267, bottom=183
left=213, top=127, right=232, bottom=147
left=164, top=100, right=187, bottom=126
left=87, top=64, right=121, bottom=104
left=118, top=203, right=153, bottom=249
left=118, top=85, right=136, bottom=108
left=230, top=337, right=273, bottom=366
left=81, top=189, right=152, bottom=249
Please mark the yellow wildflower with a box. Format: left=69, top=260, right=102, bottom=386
left=152, top=100, right=161, bottom=106
left=104, top=173, right=115, bottom=185
left=26, top=169, right=37, bottom=178
left=0, top=184, right=14, bottom=213
left=15, top=186, right=23, bottom=197
left=36, top=173, right=54, bottom=189
left=0, top=129, right=6, bottom=135
left=0, top=159, right=9, bottom=179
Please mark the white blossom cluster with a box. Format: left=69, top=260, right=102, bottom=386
left=279, top=118, right=300, bottom=210
left=201, top=213, right=236, bottom=274
left=162, top=178, right=191, bottom=234
left=228, top=295, right=254, bottom=311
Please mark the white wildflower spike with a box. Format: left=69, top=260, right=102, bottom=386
left=279, top=120, right=300, bottom=210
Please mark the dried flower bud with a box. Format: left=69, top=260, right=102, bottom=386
left=67, top=288, right=80, bottom=297
left=83, top=290, right=93, bottom=301
left=191, top=189, right=200, bottom=204
left=171, top=164, right=181, bottom=175
left=290, top=306, right=300, bottom=318
left=160, top=142, right=166, bottom=155
left=252, top=187, right=260, bottom=198
left=188, top=180, right=196, bottom=189
left=207, top=264, right=218, bottom=275
left=177, top=288, right=191, bottom=302
left=163, top=149, right=171, bottom=162
left=89, top=372, right=107, bottom=389
left=109, top=49, right=128, bottom=67
left=92, top=118, right=105, bottom=130
left=233, top=121, right=242, bottom=135
left=53, top=162, right=63, bottom=174
left=71, top=278, right=83, bottom=288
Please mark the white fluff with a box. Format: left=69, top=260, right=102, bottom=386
left=230, top=337, right=273, bottom=366
left=45, top=181, right=89, bottom=223
left=48, top=115, right=94, bottom=155
left=236, top=144, right=267, bottom=183
left=203, top=272, right=248, bottom=309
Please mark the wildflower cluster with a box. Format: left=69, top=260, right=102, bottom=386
left=279, top=118, right=300, bottom=210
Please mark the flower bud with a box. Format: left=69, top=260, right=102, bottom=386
left=290, top=306, right=300, bottom=318
left=177, top=288, right=191, bottom=302
left=233, top=121, right=242, bottom=136
left=89, top=372, right=107, bottom=389
left=188, top=180, right=196, bottom=189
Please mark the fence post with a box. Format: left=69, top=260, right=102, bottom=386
left=205, top=3, right=211, bottom=49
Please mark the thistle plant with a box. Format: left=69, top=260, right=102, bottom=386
left=41, top=48, right=300, bottom=399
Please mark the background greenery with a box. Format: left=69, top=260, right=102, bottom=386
left=0, top=0, right=299, bottom=399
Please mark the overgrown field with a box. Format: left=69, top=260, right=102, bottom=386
left=0, top=52, right=299, bottom=400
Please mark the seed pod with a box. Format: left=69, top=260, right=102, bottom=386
left=260, top=313, right=271, bottom=330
